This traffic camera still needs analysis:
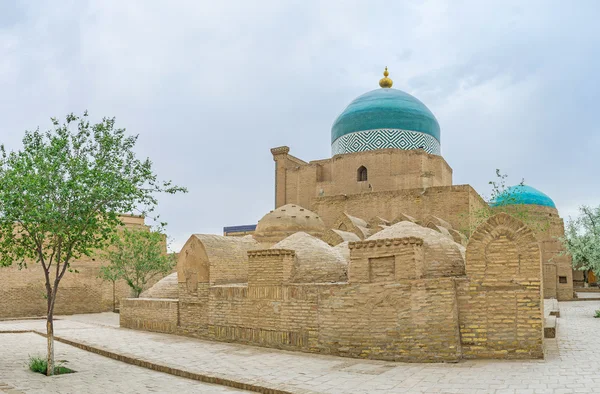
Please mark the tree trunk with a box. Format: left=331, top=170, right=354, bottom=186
left=46, top=317, right=55, bottom=376
left=112, top=280, right=116, bottom=312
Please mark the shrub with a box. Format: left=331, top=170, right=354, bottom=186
left=595, top=310, right=600, bottom=318
left=28, top=356, right=74, bottom=375
left=28, top=356, right=47, bottom=374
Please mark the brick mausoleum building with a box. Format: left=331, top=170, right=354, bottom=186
left=121, top=68, right=574, bottom=362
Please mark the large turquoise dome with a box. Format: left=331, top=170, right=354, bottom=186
left=490, top=185, right=556, bottom=209
left=331, top=69, right=440, bottom=156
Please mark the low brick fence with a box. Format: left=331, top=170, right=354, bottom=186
left=120, top=298, right=178, bottom=334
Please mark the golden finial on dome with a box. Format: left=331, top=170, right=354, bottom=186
left=379, top=66, right=393, bottom=88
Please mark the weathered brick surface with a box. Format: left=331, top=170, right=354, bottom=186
left=248, top=249, right=295, bottom=285
left=0, top=260, right=135, bottom=318
left=120, top=298, right=178, bottom=333
left=458, top=213, right=544, bottom=359
left=273, top=148, right=453, bottom=211
left=494, top=205, right=574, bottom=300
left=311, top=185, right=487, bottom=237
left=269, top=145, right=570, bottom=302
left=122, top=214, right=546, bottom=362
left=176, top=234, right=258, bottom=287
left=0, top=215, right=169, bottom=319
left=270, top=147, right=487, bottom=236
left=123, top=236, right=462, bottom=362
left=348, top=237, right=424, bottom=282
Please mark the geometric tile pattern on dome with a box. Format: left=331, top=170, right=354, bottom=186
left=331, top=129, right=441, bottom=156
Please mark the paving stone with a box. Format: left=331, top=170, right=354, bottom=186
left=0, top=300, right=598, bottom=393
left=0, top=333, right=244, bottom=393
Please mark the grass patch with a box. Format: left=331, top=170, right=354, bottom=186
left=595, top=310, right=600, bottom=318
left=28, top=356, right=75, bottom=375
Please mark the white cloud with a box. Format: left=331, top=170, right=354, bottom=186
left=1, top=0, right=599, bottom=251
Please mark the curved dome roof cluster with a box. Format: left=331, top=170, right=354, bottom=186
left=143, top=204, right=469, bottom=298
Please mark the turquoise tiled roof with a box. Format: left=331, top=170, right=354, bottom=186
left=490, top=185, right=556, bottom=209
left=331, top=88, right=440, bottom=144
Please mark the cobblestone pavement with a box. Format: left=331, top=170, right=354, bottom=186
left=1, top=301, right=599, bottom=394
left=0, top=332, right=245, bottom=393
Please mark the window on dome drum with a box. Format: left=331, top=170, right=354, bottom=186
left=357, top=166, right=368, bottom=182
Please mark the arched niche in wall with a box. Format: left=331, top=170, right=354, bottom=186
left=357, top=166, right=368, bottom=182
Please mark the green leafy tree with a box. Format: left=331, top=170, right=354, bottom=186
left=0, top=112, right=185, bottom=375
left=562, top=205, right=600, bottom=282
left=98, top=262, right=120, bottom=312
left=100, top=226, right=176, bottom=298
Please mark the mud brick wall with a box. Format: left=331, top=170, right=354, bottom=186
left=0, top=216, right=167, bottom=319
left=348, top=237, right=424, bottom=282
left=272, top=148, right=453, bottom=211
left=247, top=250, right=295, bottom=286
left=120, top=298, right=178, bottom=333
left=208, top=284, right=322, bottom=350
left=494, top=204, right=573, bottom=301
left=120, top=215, right=546, bottom=362
left=317, top=279, right=461, bottom=361
left=0, top=260, right=136, bottom=318
left=457, top=213, right=544, bottom=359
left=311, top=185, right=487, bottom=236
left=177, top=283, right=209, bottom=336
left=200, top=238, right=461, bottom=362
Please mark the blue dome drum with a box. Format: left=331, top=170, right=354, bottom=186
left=490, top=185, right=557, bottom=209
left=331, top=68, right=441, bottom=156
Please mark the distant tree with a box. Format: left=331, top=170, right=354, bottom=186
left=0, top=112, right=185, bottom=375
left=562, top=205, right=600, bottom=282
left=462, top=170, right=533, bottom=236
left=100, top=226, right=176, bottom=298
left=98, top=262, right=120, bottom=313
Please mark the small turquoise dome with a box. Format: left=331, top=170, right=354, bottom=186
left=331, top=88, right=441, bottom=155
left=491, top=185, right=556, bottom=209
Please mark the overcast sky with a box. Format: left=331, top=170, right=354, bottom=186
left=1, top=0, right=599, bottom=251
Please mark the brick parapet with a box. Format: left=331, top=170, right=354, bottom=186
left=349, top=237, right=425, bottom=283
left=120, top=298, right=178, bottom=334
left=348, top=237, right=423, bottom=249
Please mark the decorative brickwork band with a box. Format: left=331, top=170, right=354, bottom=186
left=348, top=236, right=423, bottom=249
left=332, top=129, right=441, bottom=155
left=247, top=249, right=296, bottom=257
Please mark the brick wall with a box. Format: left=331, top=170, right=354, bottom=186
left=0, top=260, right=136, bottom=318
left=272, top=148, right=453, bottom=210
left=120, top=298, right=178, bottom=333
left=311, top=185, right=487, bottom=235
left=493, top=205, right=573, bottom=300
left=0, top=215, right=171, bottom=319
left=120, top=214, right=546, bottom=362
left=122, top=236, right=464, bottom=362
left=457, top=213, right=544, bottom=359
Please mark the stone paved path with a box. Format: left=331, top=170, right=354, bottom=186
left=0, top=332, right=245, bottom=393
left=1, top=301, right=599, bottom=393
left=575, top=292, right=600, bottom=299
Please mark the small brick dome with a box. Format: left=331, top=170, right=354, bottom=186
left=254, top=204, right=326, bottom=244
left=369, top=221, right=465, bottom=277
left=272, top=232, right=347, bottom=283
